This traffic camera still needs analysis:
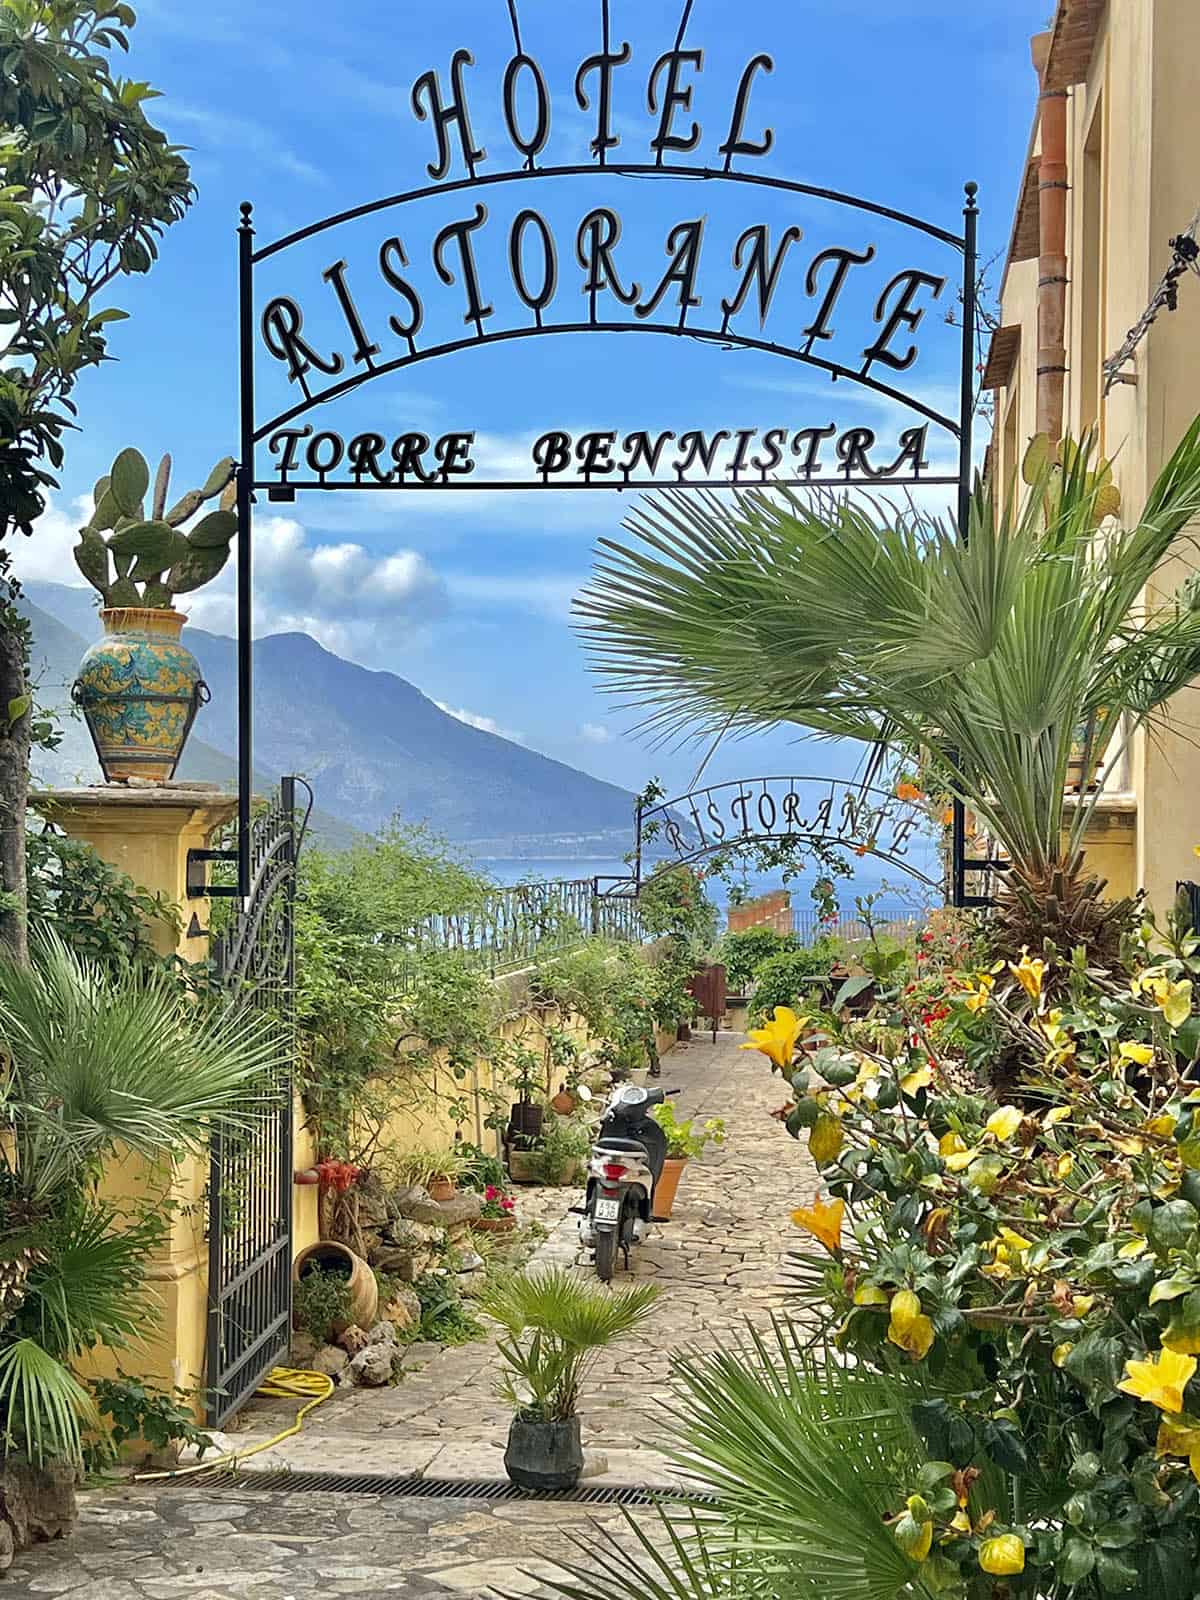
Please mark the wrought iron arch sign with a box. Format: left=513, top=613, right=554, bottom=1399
left=224, top=18, right=984, bottom=901
left=635, top=776, right=939, bottom=890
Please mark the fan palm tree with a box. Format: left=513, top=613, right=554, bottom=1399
left=576, top=423, right=1200, bottom=955
left=481, top=1267, right=659, bottom=1421
left=0, top=933, right=286, bottom=1465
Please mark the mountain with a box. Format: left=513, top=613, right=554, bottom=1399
left=24, top=581, right=639, bottom=849
left=19, top=593, right=361, bottom=852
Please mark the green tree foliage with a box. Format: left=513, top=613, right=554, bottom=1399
left=750, top=940, right=842, bottom=1023
left=25, top=826, right=180, bottom=971
left=719, top=925, right=799, bottom=993
left=0, top=0, right=194, bottom=960
left=295, top=822, right=497, bottom=1160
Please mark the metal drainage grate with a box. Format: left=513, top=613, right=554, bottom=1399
left=174, top=1469, right=713, bottom=1507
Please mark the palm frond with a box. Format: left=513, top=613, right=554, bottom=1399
left=536, top=1320, right=939, bottom=1600
left=14, top=1193, right=166, bottom=1361
left=0, top=1338, right=98, bottom=1467
left=577, top=422, right=1200, bottom=893
left=0, top=932, right=286, bottom=1202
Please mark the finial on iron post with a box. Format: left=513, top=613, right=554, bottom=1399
left=239, top=200, right=254, bottom=232
left=964, top=180, right=979, bottom=213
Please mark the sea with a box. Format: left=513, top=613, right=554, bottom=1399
left=474, top=855, right=936, bottom=926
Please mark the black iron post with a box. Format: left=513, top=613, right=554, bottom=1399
left=951, top=182, right=979, bottom=908
left=956, top=181, right=978, bottom=540
left=237, top=202, right=256, bottom=900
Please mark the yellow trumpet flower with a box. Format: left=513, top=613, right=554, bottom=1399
left=1119, top=1040, right=1155, bottom=1067
left=887, top=1289, right=934, bottom=1361
left=740, top=1006, right=805, bottom=1068
left=790, top=1194, right=844, bottom=1254
left=979, top=1534, right=1025, bottom=1576
left=1009, top=948, right=1047, bottom=1003
left=1118, top=1346, right=1197, bottom=1414
left=960, top=973, right=995, bottom=1014
left=985, top=1105, right=1022, bottom=1142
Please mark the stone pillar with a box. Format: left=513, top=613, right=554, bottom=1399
left=27, top=783, right=240, bottom=1407
left=29, top=783, right=239, bottom=961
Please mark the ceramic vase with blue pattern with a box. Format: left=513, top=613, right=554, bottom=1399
left=73, top=608, right=208, bottom=782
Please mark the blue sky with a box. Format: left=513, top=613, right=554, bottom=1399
left=21, top=0, right=1046, bottom=801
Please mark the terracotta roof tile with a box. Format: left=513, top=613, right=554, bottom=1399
left=1044, top=0, right=1106, bottom=91
left=981, top=326, right=1021, bottom=391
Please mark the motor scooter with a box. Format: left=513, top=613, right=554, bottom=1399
left=577, top=1082, right=674, bottom=1281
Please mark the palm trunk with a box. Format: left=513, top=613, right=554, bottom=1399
left=0, top=607, right=30, bottom=966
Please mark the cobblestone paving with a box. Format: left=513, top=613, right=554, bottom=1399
left=6, top=1031, right=810, bottom=1598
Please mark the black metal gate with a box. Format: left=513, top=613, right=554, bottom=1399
left=205, top=776, right=311, bottom=1427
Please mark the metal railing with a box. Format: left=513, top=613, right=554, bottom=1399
left=793, top=904, right=924, bottom=947
left=397, top=875, right=646, bottom=987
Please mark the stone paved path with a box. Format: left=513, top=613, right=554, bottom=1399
left=6, top=1031, right=811, bottom=1598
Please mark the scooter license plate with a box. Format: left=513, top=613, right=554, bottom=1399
left=594, top=1197, right=621, bottom=1223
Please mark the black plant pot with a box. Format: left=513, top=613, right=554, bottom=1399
left=504, top=1415, right=583, bottom=1492
left=508, top=1101, right=544, bottom=1142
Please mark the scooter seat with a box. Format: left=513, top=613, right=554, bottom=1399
left=595, top=1138, right=649, bottom=1155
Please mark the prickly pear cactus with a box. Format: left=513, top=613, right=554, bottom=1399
left=73, top=447, right=237, bottom=610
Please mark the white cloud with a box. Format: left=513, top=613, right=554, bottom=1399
left=166, top=103, right=327, bottom=186
left=11, top=495, right=447, bottom=668
left=434, top=700, right=523, bottom=743
left=580, top=722, right=612, bottom=744
left=447, top=571, right=583, bottom=622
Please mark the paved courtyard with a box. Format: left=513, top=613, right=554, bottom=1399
left=7, top=1032, right=810, bottom=1598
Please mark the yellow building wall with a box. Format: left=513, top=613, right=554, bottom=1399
left=993, top=0, right=1200, bottom=916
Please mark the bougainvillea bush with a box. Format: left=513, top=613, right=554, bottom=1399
left=760, top=905, right=1200, bottom=1596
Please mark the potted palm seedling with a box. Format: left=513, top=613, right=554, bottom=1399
left=481, top=1268, right=659, bottom=1491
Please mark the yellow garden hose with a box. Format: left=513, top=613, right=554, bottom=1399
left=133, top=1366, right=335, bottom=1482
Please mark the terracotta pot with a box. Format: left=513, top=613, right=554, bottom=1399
left=474, top=1214, right=517, bottom=1233
left=428, top=1175, right=456, bottom=1202
left=550, top=1091, right=577, bottom=1115
left=292, top=1240, right=378, bottom=1334
left=73, top=607, right=206, bottom=781
left=651, top=1156, right=687, bottom=1221
left=504, top=1415, right=583, bottom=1491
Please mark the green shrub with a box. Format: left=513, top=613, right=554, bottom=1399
left=750, top=938, right=841, bottom=1021
left=409, top=1271, right=483, bottom=1346
left=88, top=1375, right=213, bottom=1469
left=719, top=926, right=798, bottom=992
left=528, top=1116, right=591, bottom=1185
left=457, top=1142, right=508, bottom=1192
left=293, top=1267, right=353, bottom=1345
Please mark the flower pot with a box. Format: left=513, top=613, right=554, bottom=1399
left=428, top=1175, right=456, bottom=1203
left=292, top=1240, right=378, bottom=1333
left=677, top=1022, right=692, bottom=1042
left=509, top=1102, right=543, bottom=1142
left=652, top=1156, right=687, bottom=1221
left=508, top=1149, right=538, bottom=1184
left=550, top=1091, right=577, bottom=1115
left=474, top=1214, right=517, bottom=1233
left=504, top=1415, right=583, bottom=1492
left=73, top=608, right=207, bottom=782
